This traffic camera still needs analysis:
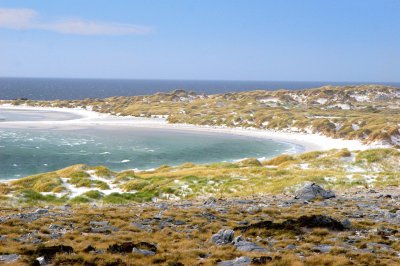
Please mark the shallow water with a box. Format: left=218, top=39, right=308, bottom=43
left=0, top=108, right=299, bottom=179
left=0, top=127, right=296, bottom=179
left=0, top=109, right=81, bottom=121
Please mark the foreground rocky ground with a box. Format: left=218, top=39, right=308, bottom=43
left=1, top=184, right=400, bottom=265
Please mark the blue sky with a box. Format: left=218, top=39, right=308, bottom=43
left=0, top=0, right=398, bottom=82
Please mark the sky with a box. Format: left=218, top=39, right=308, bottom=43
left=0, top=0, right=399, bottom=82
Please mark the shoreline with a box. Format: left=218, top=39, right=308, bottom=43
left=0, top=104, right=383, bottom=153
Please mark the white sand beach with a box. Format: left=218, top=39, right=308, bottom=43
left=0, top=104, right=383, bottom=152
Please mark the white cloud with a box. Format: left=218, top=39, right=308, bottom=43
left=0, top=8, right=152, bottom=35
left=0, top=8, right=38, bottom=29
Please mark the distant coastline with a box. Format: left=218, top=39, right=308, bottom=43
left=1, top=77, right=399, bottom=100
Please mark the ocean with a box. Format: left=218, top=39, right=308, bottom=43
left=0, top=77, right=398, bottom=100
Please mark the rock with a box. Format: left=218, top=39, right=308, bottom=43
left=377, top=227, right=398, bottom=237
left=246, top=206, right=261, bottom=214
left=132, top=221, right=151, bottom=231
left=34, top=256, right=46, bottom=266
left=16, top=232, right=41, bottom=244
left=235, top=199, right=254, bottom=204
left=50, top=232, right=63, bottom=239
left=211, top=229, right=235, bottom=245
left=89, top=221, right=109, bottom=227
left=342, top=218, right=352, bottom=229
left=58, top=205, right=71, bottom=211
left=286, top=244, right=297, bottom=250
left=367, top=242, right=393, bottom=251
left=174, top=220, right=186, bottom=226
left=132, top=247, right=156, bottom=256
left=0, top=254, right=20, bottom=263
left=90, top=226, right=113, bottom=234
left=49, top=224, right=63, bottom=231
left=233, top=236, right=268, bottom=252
left=204, top=197, right=217, bottom=206
left=35, top=208, right=48, bottom=214
left=195, top=212, right=217, bottom=221
left=89, top=220, right=117, bottom=233
left=156, top=202, right=169, bottom=210
left=294, top=183, right=335, bottom=201
left=154, top=212, right=163, bottom=220
left=217, top=256, right=251, bottom=266
left=312, top=244, right=332, bottom=253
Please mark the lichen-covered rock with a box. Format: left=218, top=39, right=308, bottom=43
left=295, top=183, right=335, bottom=201
left=211, top=229, right=234, bottom=245
left=132, top=247, right=156, bottom=256
left=217, top=256, right=251, bottom=266
left=233, top=236, right=268, bottom=252
left=0, top=254, right=20, bottom=263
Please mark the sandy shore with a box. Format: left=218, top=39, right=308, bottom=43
left=0, top=104, right=382, bottom=152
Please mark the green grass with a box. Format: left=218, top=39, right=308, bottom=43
left=69, top=195, right=92, bottom=204
left=356, top=149, right=400, bottom=163
left=102, top=192, right=157, bottom=204
left=83, top=190, right=104, bottom=199
left=2, top=148, right=399, bottom=205
left=18, top=190, right=66, bottom=204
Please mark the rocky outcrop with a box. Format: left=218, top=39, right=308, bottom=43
left=295, top=183, right=335, bottom=201
left=233, top=236, right=268, bottom=252
left=0, top=254, right=20, bottom=263
left=217, top=256, right=251, bottom=266
left=211, top=229, right=235, bottom=245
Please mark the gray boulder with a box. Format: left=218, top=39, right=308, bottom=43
left=311, top=244, right=332, bottom=253
left=89, top=221, right=109, bottom=227
left=233, top=236, right=268, bottom=252
left=295, top=183, right=335, bottom=201
left=132, top=247, right=156, bottom=256
left=217, top=256, right=251, bottom=266
left=35, top=208, right=48, bottom=214
left=89, top=221, right=118, bottom=233
left=0, top=254, right=20, bottom=263
left=342, top=218, right=351, bottom=229
left=211, top=229, right=234, bottom=245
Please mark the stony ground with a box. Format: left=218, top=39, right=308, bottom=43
left=1, top=185, right=400, bottom=265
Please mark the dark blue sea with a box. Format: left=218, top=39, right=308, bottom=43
left=0, top=78, right=399, bottom=100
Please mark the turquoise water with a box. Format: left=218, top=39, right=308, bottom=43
left=0, top=109, right=81, bottom=121
left=0, top=127, right=295, bottom=179
left=0, top=108, right=299, bottom=179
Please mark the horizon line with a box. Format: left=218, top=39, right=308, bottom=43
left=0, top=76, right=399, bottom=84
